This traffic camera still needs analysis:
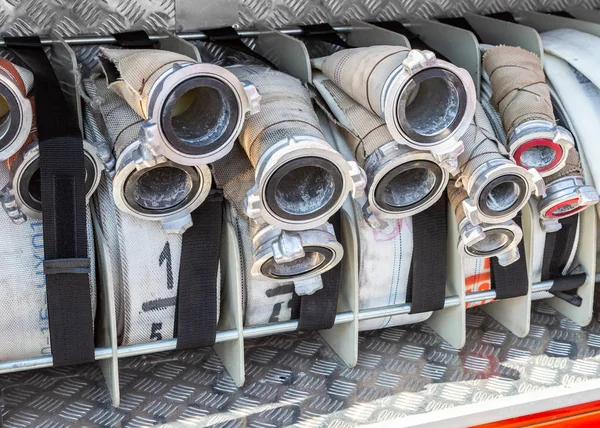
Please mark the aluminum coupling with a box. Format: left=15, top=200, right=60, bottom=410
left=244, top=135, right=366, bottom=231
left=100, top=48, right=261, bottom=166
left=537, top=175, right=599, bottom=232
left=362, top=141, right=448, bottom=228
left=250, top=220, right=344, bottom=296
left=457, top=158, right=545, bottom=225
left=456, top=218, right=522, bottom=266
left=112, top=141, right=212, bottom=234
left=507, top=120, right=574, bottom=176
left=0, top=140, right=103, bottom=223
left=0, top=59, right=34, bottom=162
left=313, top=47, right=476, bottom=173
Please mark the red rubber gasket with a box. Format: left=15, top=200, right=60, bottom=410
left=513, top=138, right=562, bottom=173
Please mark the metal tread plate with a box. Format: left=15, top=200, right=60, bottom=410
left=2, top=292, right=600, bottom=427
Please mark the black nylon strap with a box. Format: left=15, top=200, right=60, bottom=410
left=407, top=192, right=448, bottom=314
left=490, top=214, right=528, bottom=299
left=549, top=273, right=587, bottom=292
left=112, top=30, right=155, bottom=48
left=436, top=17, right=482, bottom=43
left=541, top=215, right=579, bottom=282
left=370, top=21, right=449, bottom=61
left=174, top=192, right=224, bottom=350
left=298, top=23, right=351, bottom=48
left=202, top=26, right=278, bottom=69
left=5, top=37, right=95, bottom=366
left=296, top=212, right=342, bottom=331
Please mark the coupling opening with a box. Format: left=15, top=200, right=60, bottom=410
left=261, top=246, right=332, bottom=279
left=265, top=157, right=344, bottom=222
left=546, top=198, right=585, bottom=219
left=374, top=160, right=443, bottom=212
left=514, top=139, right=562, bottom=172
left=124, top=163, right=201, bottom=215
left=467, top=229, right=513, bottom=257
left=160, top=76, right=240, bottom=156
left=479, top=175, right=527, bottom=218
left=396, top=68, right=466, bottom=144
left=0, top=93, right=12, bottom=145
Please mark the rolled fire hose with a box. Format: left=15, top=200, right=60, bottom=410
left=312, top=72, right=448, bottom=227
left=0, top=161, right=97, bottom=359
left=0, top=59, right=103, bottom=224
left=483, top=45, right=574, bottom=176
left=321, top=110, right=432, bottom=331
left=89, top=76, right=212, bottom=234
left=85, top=99, right=220, bottom=346
left=98, top=47, right=260, bottom=166
left=225, top=65, right=365, bottom=231
left=448, top=179, right=522, bottom=266
left=212, top=143, right=343, bottom=296
left=311, top=45, right=477, bottom=172
left=454, top=103, right=544, bottom=226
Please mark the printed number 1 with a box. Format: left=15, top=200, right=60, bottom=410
left=159, top=242, right=174, bottom=289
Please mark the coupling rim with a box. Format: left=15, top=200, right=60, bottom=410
left=113, top=143, right=211, bottom=223
left=508, top=120, right=573, bottom=177
left=0, top=74, right=33, bottom=162
left=382, top=57, right=476, bottom=156
left=538, top=175, right=598, bottom=220
left=251, top=226, right=344, bottom=282
left=364, top=143, right=449, bottom=221
left=458, top=219, right=523, bottom=261
left=144, top=62, right=248, bottom=166
left=248, top=135, right=360, bottom=231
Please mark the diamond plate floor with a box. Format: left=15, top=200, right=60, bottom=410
left=2, top=289, right=600, bottom=427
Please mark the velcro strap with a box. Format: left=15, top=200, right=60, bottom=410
left=370, top=21, right=449, bottom=61
left=542, top=214, right=579, bottom=281
left=296, top=212, right=342, bottom=331
left=202, top=26, right=278, bottom=69
left=5, top=36, right=95, bottom=366
left=490, top=213, right=528, bottom=299
left=174, top=192, right=224, bottom=350
left=43, top=258, right=91, bottom=275
left=298, top=23, right=351, bottom=48
left=407, top=192, right=448, bottom=313
left=112, top=30, right=155, bottom=48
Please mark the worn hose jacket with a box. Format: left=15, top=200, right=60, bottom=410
left=483, top=45, right=555, bottom=139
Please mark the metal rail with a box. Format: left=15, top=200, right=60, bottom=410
left=0, top=278, right=562, bottom=372
left=0, top=26, right=356, bottom=47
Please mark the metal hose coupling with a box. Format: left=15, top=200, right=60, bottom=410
left=454, top=103, right=545, bottom=226
left=483, top=46, right=574, bottom=176
left=213, top=144, right=343, bottom=296
left=92, top=77, right=211, bottom=234
left=98, top=48, right=261, bottom=166
left=449, top=180, right=522, bottom=266
left=537, top=150, right=599, bottom=232
left=311, top=46, right=476, bottom=172
left=227, top=65, right=365, bottom=231
left=249, top=219, right=343, bottom=296
left=0, top=58, right=34, bottom=162
left=0, top=139, right=104, bottom=223
left=313, top=74, right=448, bottom=228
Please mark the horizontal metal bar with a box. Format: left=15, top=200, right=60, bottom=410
left=0, top=25, right=355, bottom=47
left=0, top=346, right=112, bottom=375
left=0, top=278, right=570, bottom=371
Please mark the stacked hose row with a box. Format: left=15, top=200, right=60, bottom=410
left=0, top=21, right=598, bottom=365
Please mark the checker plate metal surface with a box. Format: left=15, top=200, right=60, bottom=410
left=2, top=296, right=600, bottom=427
left=0, top=0, right=599, bottom=35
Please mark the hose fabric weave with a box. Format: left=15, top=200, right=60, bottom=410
left=312, top=46, right=411, bottom=118
left=99, top=48, right=195, bottom=118
left=483, top=46, right=555, bottom=138
left=228, top=65, right=326, bottom=167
